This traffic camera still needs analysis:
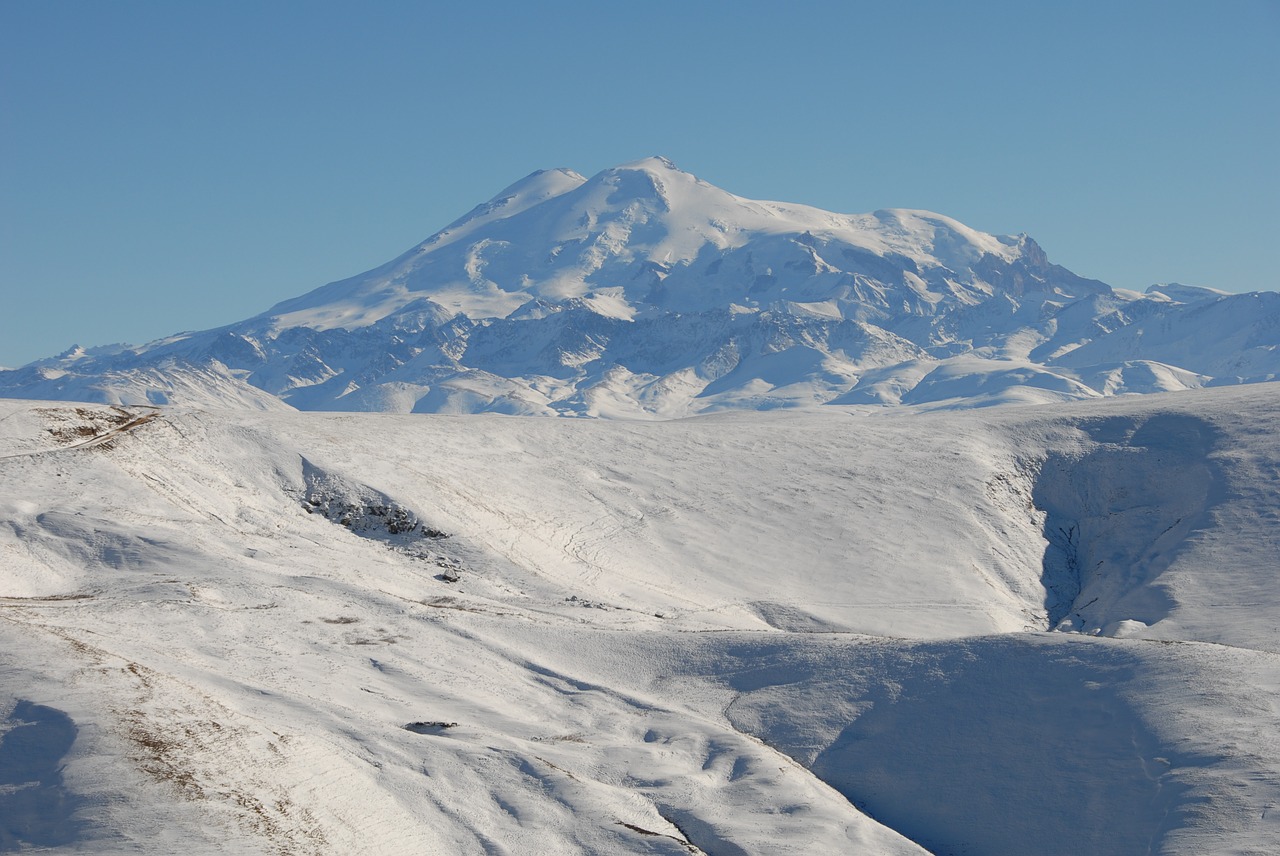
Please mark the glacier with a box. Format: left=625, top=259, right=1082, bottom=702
left=2, top=157, right=1275, bottom=415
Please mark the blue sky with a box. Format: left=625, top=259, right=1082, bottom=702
left=1, top=0, right=1277, bottom=367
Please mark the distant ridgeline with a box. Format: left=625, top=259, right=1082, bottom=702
left=3, top=157, right=1276, bottom=416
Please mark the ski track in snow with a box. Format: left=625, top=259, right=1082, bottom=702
left=0, top=386, right=1279, bottom=853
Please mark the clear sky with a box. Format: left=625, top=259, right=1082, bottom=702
left=1, top=0, right=1277, bottom=367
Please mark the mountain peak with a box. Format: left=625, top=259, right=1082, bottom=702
left=614, top=155, right=682, bottom=173
left=1145, top=282, right=1232, bottom=303
left=492, top=166, right=588, bottom=198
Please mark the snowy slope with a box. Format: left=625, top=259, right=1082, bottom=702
left=3, top=157, right=1276, bottom=415
left=2, top=384, right=1278, bottom=853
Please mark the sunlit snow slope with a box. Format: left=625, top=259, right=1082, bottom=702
left=3, top=157, right=1276, bottom=415
left=2, top=385, right=1278, bottom=854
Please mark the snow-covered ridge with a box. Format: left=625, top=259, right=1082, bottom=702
left=2, top=157, right=1276, bottom=414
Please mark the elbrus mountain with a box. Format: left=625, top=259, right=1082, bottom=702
left=5, top=158, right=1280, bottom=854
left=4, top=157, right=1276, bottom=415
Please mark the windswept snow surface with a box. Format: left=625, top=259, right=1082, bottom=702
left=2, top=385, right=1278, bottom=854
left=3, top=156, right=1276, bottom=415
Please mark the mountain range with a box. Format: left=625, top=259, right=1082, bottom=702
left=4, top=156, right=1276, bottom=415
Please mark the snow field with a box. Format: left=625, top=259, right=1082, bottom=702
left=1, top=384, right=1278, bottom=853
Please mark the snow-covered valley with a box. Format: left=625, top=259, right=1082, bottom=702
left=3, top=384, right=1278, bottom=853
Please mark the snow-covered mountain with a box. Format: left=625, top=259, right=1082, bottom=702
left=3, top=157, right=1275, bottom=415
left=2, top=385, right=1278, bottom=853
